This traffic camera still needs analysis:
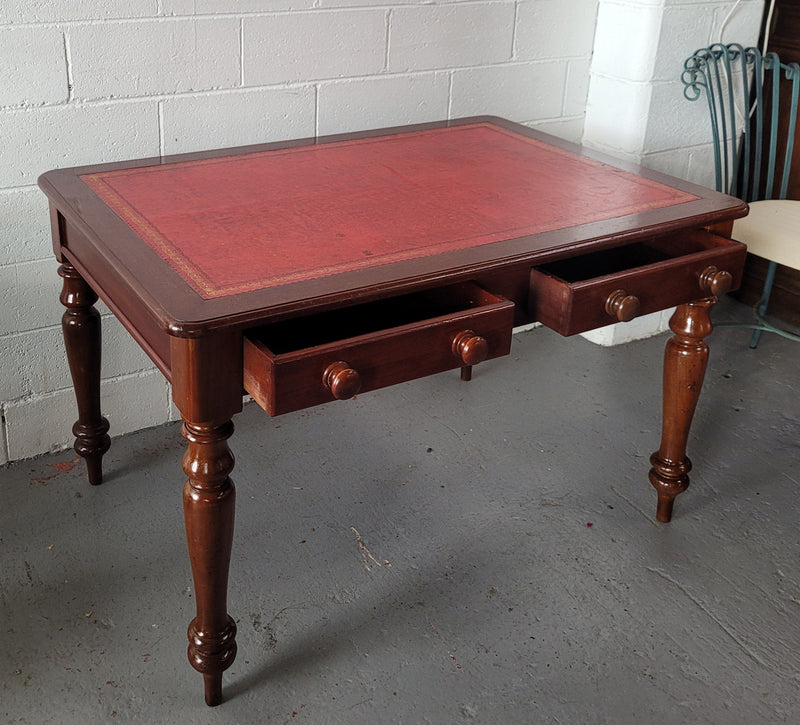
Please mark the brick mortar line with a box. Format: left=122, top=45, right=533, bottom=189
left=0, top=258, right=59, bottom=274
left=3, top=368, right=164, bottom=408
left=0, top=57, right=590, bottom=113
left=0, top=257, right=63, bottom=271
left=239, top=18, right=245, bottom=87
left=446, top=71, right=454, bottom=119
left=0, top=308, right=130, bottom=338
left=0, top=1, right=522, bottom=28
left=0, top=406, right=9, bottom=463
left=157, top=100, right=165, bottom=158
left=0, top=183, right=39, bottom=193
left=383, top=9, right=391, bottom=74
left=63, top=30, right=74, bottom=103
left=598, top=0, right=741, bottom=8
left=313, top=84, right=320, bottom=137
left=510, top=0, right=519, bottom=61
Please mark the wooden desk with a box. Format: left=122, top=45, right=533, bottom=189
left=39, top=117, right=748, bottom=706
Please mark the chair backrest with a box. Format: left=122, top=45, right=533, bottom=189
left=681, top=43, right=800, bottom=202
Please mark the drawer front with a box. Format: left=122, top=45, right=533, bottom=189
left=244, top=283, right=514, bottom=416
left=529, top=231, right=747, bottom=336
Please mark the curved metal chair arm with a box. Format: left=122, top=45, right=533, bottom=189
left=681, top=42, right=800, bottom=348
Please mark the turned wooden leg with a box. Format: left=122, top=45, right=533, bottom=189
left=182, top=419, right=237, bottom=707
left=59, top=262, right=110, bottom=485
left=649, top=299, right=715, bottom=522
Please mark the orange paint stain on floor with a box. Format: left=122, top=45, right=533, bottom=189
left=30, top=456, right=81, bottom=486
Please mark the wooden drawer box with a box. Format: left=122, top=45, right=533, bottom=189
left=528, top=230, right=747, bottom=336
left=244, top=283, right=514, bottom=416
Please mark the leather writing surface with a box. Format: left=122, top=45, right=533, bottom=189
left=81, top=123, right=697, bottom=299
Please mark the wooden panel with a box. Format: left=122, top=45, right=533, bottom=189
left=765, top=1, right=800, bottom=60
left=529, top=231, right=747, bottom=336
left=243, top=283, right=514, bottom=415
left=742, top=0, right=800, bottom=321
left=37, top=116, right=748, bottom=336
left=60, top=221, right=172, bottom=378
left=170, top=331, right=244, bottom=423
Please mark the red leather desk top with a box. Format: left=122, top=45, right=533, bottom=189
left=81, top=123, right=697, bottom=300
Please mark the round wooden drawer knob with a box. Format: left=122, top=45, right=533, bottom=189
left=323, top=361, right=361, bottom=400
left=699, top=266, right=732, bottom=296
left=605, top=289, right=640, bottom=322
left=452, top=330, right=489, bottom=366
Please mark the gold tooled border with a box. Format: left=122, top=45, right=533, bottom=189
left=81, top=123, right=699, bottom=300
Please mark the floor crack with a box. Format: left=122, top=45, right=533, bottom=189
left=647, top=566, right=800, bottom=680
left=351, top=527, right=390, bottom=571
left=609, top=485, right=658, bottom=526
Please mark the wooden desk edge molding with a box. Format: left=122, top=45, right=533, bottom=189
left=38, top=117, right=748, bottom=705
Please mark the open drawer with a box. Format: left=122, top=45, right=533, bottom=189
left=243, top=282, right=514, bottom=416
left=528, top=230, right=747, bottom=336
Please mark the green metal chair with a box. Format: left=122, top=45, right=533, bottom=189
left=681, top=42, right=800, bottom=347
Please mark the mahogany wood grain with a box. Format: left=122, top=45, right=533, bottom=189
left=243, top=283, right=514, bottom=416
left=648, top=298, right=716, bottom=522
left=169, top=333, right=243, bottom=703
left=453, top=329, right=489, bottom=382
left=698, top=266, right=733, bottom=296
left=736, top=1, right=800, bottom=321
left=170, top=332, right=243, bottom=424
left=528, top=230, right=746, bottom=336
left=39, top=117, right=752, bottom=706
left=59, top=262, right=110, bottom=485
left=182, top=419, right=237, bottom=706
left=604, top=290, right=641, bottom=322
left=38, top=117, right=748, bottom=340
left=322, top=361, right=362, bottom=400
left=759, top=1, right=800, bottom=199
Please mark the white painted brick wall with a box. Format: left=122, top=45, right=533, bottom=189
left=2, top=1, right=757, bottom=462
left=585, top=0, right=766, bottom=171
left=161, top=86, right=316, bottom=154
left=317, top=73, right=450, bottom=136
left=581, top=0, right=766, bottom=347
left=70, top=19, right=241, bottom=100
left=2, top=103, right=160, bottom=187
left=0, top=2, right=157, bottom=25
left=389, top=4, right=516, bottom=72
left=244, top=11, right=387, bottom=84
left=0, top=2, right=600, bottom=464
left=0, top=27, right=68, bottom=106
left=0, top=189, right=52, bottom=265
left=516, top=0, right=598, bottom=60
left=4, top=370, right=171, bottom=461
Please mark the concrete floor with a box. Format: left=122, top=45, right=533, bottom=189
left=2, top=298, right=798, bottom=724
